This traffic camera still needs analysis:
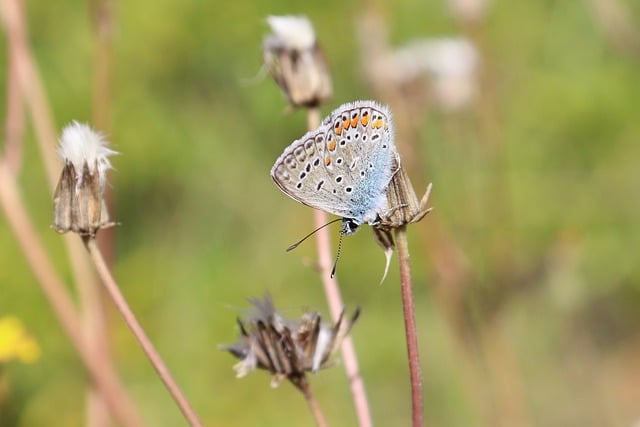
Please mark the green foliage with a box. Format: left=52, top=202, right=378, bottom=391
left=1, top=0, right=639, bottom=426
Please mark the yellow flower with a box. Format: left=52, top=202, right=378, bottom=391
left=0, top=316, right=41, bottom=364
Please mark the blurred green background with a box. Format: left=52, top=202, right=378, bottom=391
left=1, top=0, right=640, bottom=426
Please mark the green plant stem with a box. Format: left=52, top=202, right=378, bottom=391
left=394, top=225, right=424, bottom=427
left=83, top=237, right=204, bottom=427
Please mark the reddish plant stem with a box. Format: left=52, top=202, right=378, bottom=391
left=1, top=3, right=125, bottom=427
left=4, top=33, right=25, bottom=174
left=0, top=162, right=145, bottom=427
left=307, top=107, right=373, bottom=427
left=83, top=237, right=204, bottom=427
left=394, top=225, right=424, bottom=427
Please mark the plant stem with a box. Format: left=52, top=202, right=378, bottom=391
left=83, top=237, right=204, bottom=427
left=88, top=2, right=117, bottom=423
left=306, top=106, right=373, bottom=427
left=0, top=162, right=145, bottom=427
left=394, top=225, right=424, bottom=427
left=297, top=376, right=330, bottom=427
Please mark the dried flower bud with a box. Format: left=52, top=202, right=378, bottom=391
left=360, top=34, right=479, bottom=112
left=373, top=158, right=433, bottom=281
left=377, top=158, right=432, bottom=232
left=263, top=15, right=333, bottom=108
left=53, top=121, right=118, bottom=236
left=221, top=294, right=359, bottom=390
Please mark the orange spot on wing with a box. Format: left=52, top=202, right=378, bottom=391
left=372, top=119, right=384, bottom=129
left=334, top=122, right=343, bottom=136
left=350, top=114, right=359, bottom=128
left=360, top=114, right=370, bottom=127
left=327, top=139, right=336, bottom=151
left=325, top=157, right=331, bottom=166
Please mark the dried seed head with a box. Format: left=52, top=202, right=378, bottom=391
left=446, top=0, right=488, bottom=23
left=221, top=294, right=359, bottom=389
left=372, top=161, right=433, bottom=282
left=57, top=121, right=117, bottom=187
left=376, top=161, right=432, bottom=232
left=53, top=122, right=118, bottom=236
left=264, top=15, right=316, bottom=51
left=263, top=15, right=333, bottom=108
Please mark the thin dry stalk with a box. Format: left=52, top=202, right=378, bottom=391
left=4, top=36, right=26, bottom=174
left=1, top=3, right=124, bottom=426
left=297, top=376, right=330, bottom=427
left=394, top=226, right=424, bottom=427
left=0, top=161, right=145, bottom=427
left=87, top=1, right=117, bottom=424
left=306, top=106, right=373, bottom=427
left=0, top=0, right=59, bottom=181
left=83, top=237, right=204, bottom=427
left=90, top=0, right=117, bottom=265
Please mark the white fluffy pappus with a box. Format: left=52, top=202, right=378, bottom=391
left=57, top=121, right=117, bottom=183
left=264, top=15, right=316, bottom=51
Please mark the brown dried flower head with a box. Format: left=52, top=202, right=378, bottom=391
left=263, top=15, right=333, bottom=108
left=221, top=294, right=359, bottom=389
left=53, top=121, right=118, bottom=237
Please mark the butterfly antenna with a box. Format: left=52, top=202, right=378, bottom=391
left=286, top=217, right=342, bottom=252
left=330, top=233, right=344, bottom=278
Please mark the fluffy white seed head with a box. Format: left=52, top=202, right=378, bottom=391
left=264, top=15, right=316, bottom=51
left=57, top=121, right=117, bottom=184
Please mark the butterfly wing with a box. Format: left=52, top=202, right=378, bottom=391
left=271, top=100, right=396, bottom=223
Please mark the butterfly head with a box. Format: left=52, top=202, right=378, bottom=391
left=340, top=218, right=360, bottom=236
